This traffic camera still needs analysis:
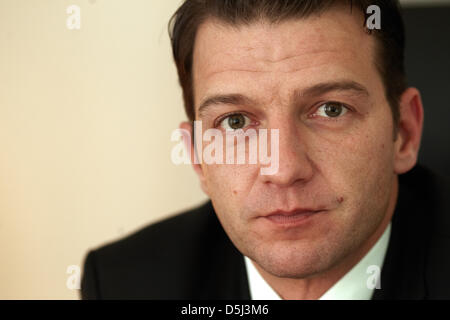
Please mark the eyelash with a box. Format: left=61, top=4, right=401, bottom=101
left=214, top=101, right=353, bottom=128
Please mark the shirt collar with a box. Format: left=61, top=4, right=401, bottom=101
left=244, top=222, right=391, bottom=300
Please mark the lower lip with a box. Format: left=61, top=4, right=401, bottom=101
left=264, top=211, right=323, bottom=227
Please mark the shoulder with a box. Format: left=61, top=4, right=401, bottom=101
left=404, top=165, right=450, bottom=237
left=419, top=167, right=450, bottom=299
left=400, top=165, right=450, bottom=298
left=80, top=201, right=227, bottom=299
left=398, top=164, right=450, bottom=236
left=93, top=200, right=216, bottom=259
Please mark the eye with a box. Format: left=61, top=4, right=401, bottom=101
left=314, top=102, right=349, bottom=118
left=219, top=113, right=251, bottom=130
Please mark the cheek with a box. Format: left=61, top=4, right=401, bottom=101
left=327, top=127, right=395, bottom=213
left=203, top=164, right=258, bottom=200
left=311, top=117, right=395, bottom=195
left=350, top=125, right=395, bottom=171
left=203, top=164, right=259, bottom=238
left=331, top=110, right=394, bottom=168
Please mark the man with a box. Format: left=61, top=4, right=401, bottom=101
left=81, top=0, right=450, bottom=299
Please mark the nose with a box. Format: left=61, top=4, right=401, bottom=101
left=261, top=120, right=314, bottom=187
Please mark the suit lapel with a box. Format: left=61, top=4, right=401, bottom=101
left=196, top=201, right=251, bottom=299
left=372, top=166, right=433, bottom=299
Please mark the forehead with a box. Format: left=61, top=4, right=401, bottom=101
left=192, top=6, right=379, bottom=111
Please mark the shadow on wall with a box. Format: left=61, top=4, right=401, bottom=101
left=403, top=6, right=450, bottom=181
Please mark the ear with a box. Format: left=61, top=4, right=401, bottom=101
left=393, top=87, right=424, bottom=174
left=179, top=121, right=210, bottom=196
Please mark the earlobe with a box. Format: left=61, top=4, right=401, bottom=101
left=393, top=88, right=424, bottom=175
left=179, top=121, right=210, bottom=196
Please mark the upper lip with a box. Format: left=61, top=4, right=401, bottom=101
left=264, top=207, right=326, bottom=217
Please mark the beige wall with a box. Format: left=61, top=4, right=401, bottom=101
left=0, top=0, right=207, bottom=299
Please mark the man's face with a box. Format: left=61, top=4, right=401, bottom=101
left=190, top=6, right=401, bottom=278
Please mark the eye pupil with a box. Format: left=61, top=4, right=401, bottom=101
left=325, top=103, right=343, bottom=117
left=228, top=114, right=246, bottom=129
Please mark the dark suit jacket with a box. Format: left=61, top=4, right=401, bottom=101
left=81, top=165, right=450, bottom=299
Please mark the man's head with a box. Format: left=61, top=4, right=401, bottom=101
left=169, top=0, right=423, bottom=279
left=170, top=0, right=408, bottom=126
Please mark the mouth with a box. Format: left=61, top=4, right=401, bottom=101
left=262, top=208, right=326, bottom=227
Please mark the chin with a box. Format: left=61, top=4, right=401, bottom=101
left=250, top=241, right=336, bottom=279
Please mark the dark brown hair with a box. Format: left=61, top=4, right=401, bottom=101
left=169, top=0, right=407, bottom=127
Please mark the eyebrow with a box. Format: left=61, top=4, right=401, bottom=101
left=198, top=94, right=257, bottom=118
left=299, top=80, right=369, bottom=99
left=197, top=80, right=369, bottom=118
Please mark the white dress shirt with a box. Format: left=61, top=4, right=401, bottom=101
left=244, top=222, right=391, bottom=300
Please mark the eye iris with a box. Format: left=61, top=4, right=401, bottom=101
left=228, top=114, right=246, bottom=129
left=325, top=103, right=343, bottom=117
